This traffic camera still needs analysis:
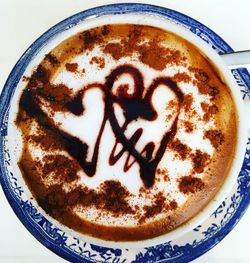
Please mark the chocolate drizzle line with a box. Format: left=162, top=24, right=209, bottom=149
left=106, top=66, right=184, bottom=187
left=18, top=64, right=184, bottom=188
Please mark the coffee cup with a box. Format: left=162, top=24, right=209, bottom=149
left=6, top=12, right=249, bottom=249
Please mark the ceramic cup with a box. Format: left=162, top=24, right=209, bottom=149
left=4, top=12, right=249, bottom=249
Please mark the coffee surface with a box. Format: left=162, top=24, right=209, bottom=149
left=16, top=24, right=237, bottom=241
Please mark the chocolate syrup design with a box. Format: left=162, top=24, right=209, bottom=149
left=20, top=65, right=184, bottom=187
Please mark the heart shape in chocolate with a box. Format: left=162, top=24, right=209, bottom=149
left=21, top=64, right=184, bottom=188
left=104, top=65, right=184, bottom=187
left=65, top=64, right=184, bottom=187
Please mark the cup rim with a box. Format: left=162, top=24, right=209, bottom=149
left=0, top=3, right=248, bottom=252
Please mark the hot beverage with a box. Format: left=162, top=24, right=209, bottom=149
left=16, top=24, right=237, bottom=241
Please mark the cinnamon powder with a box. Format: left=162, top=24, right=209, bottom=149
left=192, top=150, right=210, bottom=173
left=204, top=129, right=225, bottom=148
left=45, top=53, right=59, bottom=65
left=39, top=180, right=135, bottom=218
left=169, top=138, right=191, bottom=160
left=173, top=72, right=191, bottom=83
left=190, top=67, right=219, bottom=98
left=79, top=29, right=102, bottom=50
left=142, top=192, right=166, bottom=220
left=65, top=63, right=78, bottom=72
left=179, top=176, right=205, bottom=194
left=156, top=168, right=170, bottom=181
left=102, top=26, right=186, bottom=71
left=139, top=192, right=178, bottom=223
left=184, top=121, right=195, bottom=133
left=42, top=155, right=80, bottom=183
left=201, top=102, right=218, bottom=121
left=90, top=56, right=105, bottom=69
left=183, top=94, right=193, bottom=111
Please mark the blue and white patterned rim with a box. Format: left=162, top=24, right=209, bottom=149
left=0, top=3, right=249, bottom=263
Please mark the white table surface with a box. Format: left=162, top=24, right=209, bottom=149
left=0, top=0, right=249, bottom=262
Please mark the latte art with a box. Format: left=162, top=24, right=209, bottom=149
left=16, top=24, right=237, bottom=241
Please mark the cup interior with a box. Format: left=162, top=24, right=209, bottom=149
left=6, top=12, right=248, bottom=249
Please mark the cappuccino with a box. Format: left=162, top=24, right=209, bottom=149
left=16, top=24, right=237, bottom=241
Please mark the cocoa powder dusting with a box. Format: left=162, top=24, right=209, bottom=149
left=208, top=105, right=218, bottom=114
left=169, top=138, right=191, bottom=160
left=194, top=81, right=219, bottom=97
left=201, top=102, right=218, bottom=121
left=192, top=68, right=209, bottom=83
left=27, top=65, right=73, bottom=112
left=173, top=72, right=191, bottom=83
left=102, top=26, right=186, bottom=70
left=190, top=67, right=219, bottom=98
left=139, top=192, right=177, bottom=223
left=28, top=67, right=73, bottom=113
left=169, top=200, right=178, bottom=210
left=139, top=41, right=183, bottom=71
left=39, top=180, right=134, bottom=218
left=79, top=29, right=102, bottom=50
left=103, top=43, right=123, bottom=60
left=104, top=26, right=142, bottom=60
left=167, top=99, right=177, bottom=108
left=127, top=25, right=142, bottom=47
left=45, top=53, right=59, bottom=65
left=100, top=181, right=134, bottom=215
left=42, top=155, right=80, bottom=183
left=90, top=56, right=105, bottom=69
left=179, top=176, right=205, bottom=194
left=201, top=102, right=209, bottom=112
left=28, top=131, right=62, bottom=152
left=42, top=83, right=72, bottom=102
left=45, top=184, right=66, bottom=207
left=102, top=25, right=111, bottom=35
left=209, top=86, right=220, bottom=97
left=41, top=83, right=73, bottom=113
left=192, top=150, right=210, bottom=173
left=184, top=121, right=195, bottom=133
left=28, top=65, right=50, bottom=88
left=156, top=168, right=170, bottom=181
left=165, top=114, right=173, bottom=122
left=204, top=129, right=225, bottom=148
left=183, top=94, right=193, bottom=111
left=65, top=63, right=78, bottom=72
left=142, top=193, right=166, bottom=219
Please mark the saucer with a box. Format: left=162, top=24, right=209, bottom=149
left=0, top=3, right=249, bottom=263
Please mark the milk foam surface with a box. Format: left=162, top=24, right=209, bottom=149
left=29, top=48, right=212, bottom=225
